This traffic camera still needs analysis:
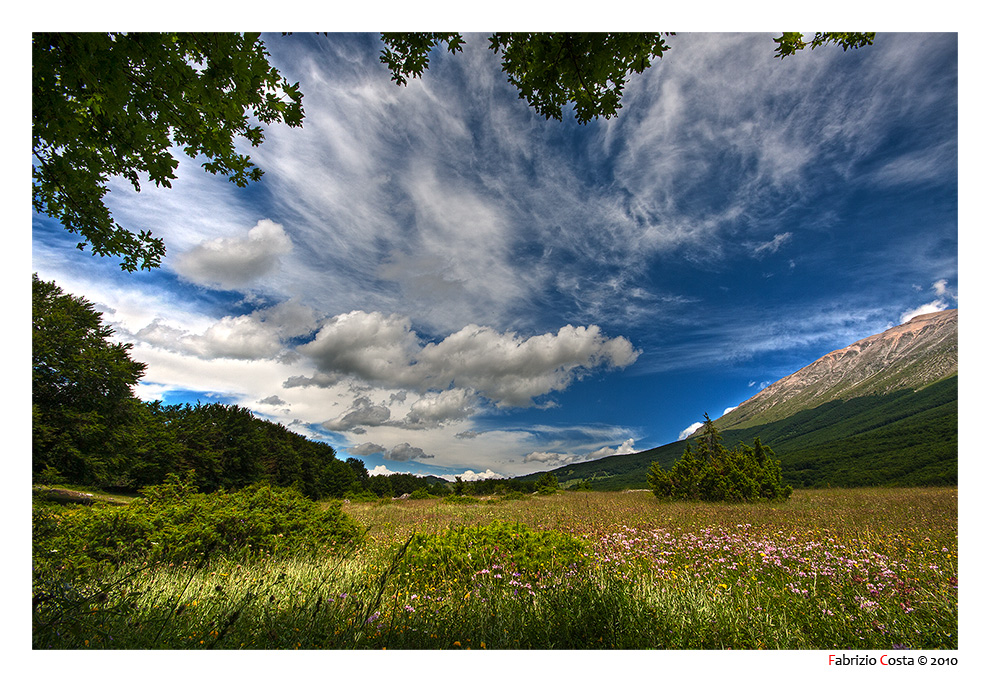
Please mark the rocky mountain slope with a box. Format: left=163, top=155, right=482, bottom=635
left=714, top=309, right=958, bottom=431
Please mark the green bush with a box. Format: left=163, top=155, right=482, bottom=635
left=409, top=488, right=438, bottom=500
left=33, top=474, right=363, bottom=579
left=535, top=472, right=559, bottom=495
left=648, top=416, right=792, bottom=503
left=399, top=521, right=587, bottom=585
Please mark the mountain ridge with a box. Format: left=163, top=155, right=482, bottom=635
left=516, top=309, right=958, bottom=489
left=712, top=308, right=957, bottom=432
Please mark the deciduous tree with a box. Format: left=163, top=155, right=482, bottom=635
left=32, top=274, right=146, bottom=484
left=380, top=32, right=875, bottom=123
left=32, top=32, right=304, bottom=271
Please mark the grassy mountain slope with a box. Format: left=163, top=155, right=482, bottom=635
left=515, top=309, right=958, bottom=491
left=520, top=375, right=957, bottom=490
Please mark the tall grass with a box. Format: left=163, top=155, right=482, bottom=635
left=33, top=488, right=957, bottom=649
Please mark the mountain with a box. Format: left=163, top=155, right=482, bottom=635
left=519, top=309, right=958, bottom=490
left=713, top=309, right=958, bottom=432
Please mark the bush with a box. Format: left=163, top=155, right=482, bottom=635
left=648, top=415, right=792, bottom=503
left=399, top=521, right=588, bottom=585
left=33, top=474, right=363, bottom=579
left=535, top=472, right=559, bottom=495
left=409, top=488, right=438, bottom=500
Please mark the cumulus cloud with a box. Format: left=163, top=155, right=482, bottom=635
left=350, top=441, right=434, bottom=462
left=297, top=312, right=640, bottom=409
left=403, top=388, right=477, bottom=429
left=294, top=311, right=421, bottom=388
left=322, top=397, right=391, bottom=431
left=350, top=442, right=386, bottom=457
left=678, top=422, right=704, bottom=441
left=130, top=298, right=321, bottom=362
left=134, top=315, right=283, bottom=361
left=586, top=438, right=638, bottom=460
left=385, top=443, right=434, bottom=462
left=173, top=219, right=293, bottom=289
left=259, top=395, right=287, bottom=406
left=440, top=469, right=505, bottom=482
left=524, top=438, right=638, bottom=469
left=523, top=451, right=580, bottom=468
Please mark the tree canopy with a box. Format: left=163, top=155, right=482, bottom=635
left=381, top=32, right=674, bottom=124
left=381, top=32, right=875, bottom=123
left=33, top=274, right=146, bottom=484
left=32, top=33, right=304, bottom=271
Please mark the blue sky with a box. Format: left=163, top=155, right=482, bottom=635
left=30, top=31, right=959, bottom=481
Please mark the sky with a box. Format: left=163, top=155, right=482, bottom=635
left=30, top=31, right=960, bottom=482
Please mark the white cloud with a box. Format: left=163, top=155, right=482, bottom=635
left=750, top=232, right=793, bottom=257
left=368, top=465, right=399, bottom=477
left=932, top=279, right=957, bottom=301
left=297, top=312, right=639, bottom=409
left=586, top=438, right=638, bottom=460
left=900, top=301, right=949, bottom=324
left=520, top=440, right=636, bottom=468
left=899, top=279, right=957, bottom=324
left=130, top=298, right=320, bottom=362
left=439, top=469, right=505, bottom=482
left=403, top=389, right=477, bottom=429
left=523, top=451, right=579, bottom=468
left=194, top=315, right=286, bottom=360
left=678, top=422, right=704, bottom=441
left=172, top=219, right=293, bottom=290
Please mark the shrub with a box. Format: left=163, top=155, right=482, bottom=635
left=409, top=488, right=438, bottom=500
left=535, top=472, right=559, bottom=495
left=33, top=474, right=363, bottom=579
left=441, top=494, right=479, bottom=505
left=648, top=415, right=792, bottom=503
left=399, top=521, right=587, bottom=585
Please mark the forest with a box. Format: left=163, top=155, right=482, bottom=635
left=32, top=274, right=549, bottom=499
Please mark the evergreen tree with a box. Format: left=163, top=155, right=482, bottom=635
left=647, top=415, right=792, bottom=502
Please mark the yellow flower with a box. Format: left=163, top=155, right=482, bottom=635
left=454, top=641, right=462, bottom=647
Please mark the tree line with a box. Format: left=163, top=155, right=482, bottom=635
left=32, top=274, right=447, bottom=499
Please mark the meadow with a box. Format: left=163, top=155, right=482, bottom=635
left=32, top=487, right=957, bottom=650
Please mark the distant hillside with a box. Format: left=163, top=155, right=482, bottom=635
left=519, top=310, right=958, bottom=490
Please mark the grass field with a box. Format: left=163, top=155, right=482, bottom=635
left=32, top=487, right=957, bottom=650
